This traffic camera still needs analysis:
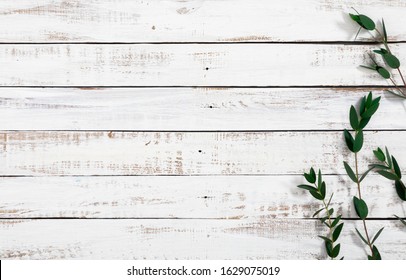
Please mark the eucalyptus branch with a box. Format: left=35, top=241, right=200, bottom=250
left=343, top=92, right=384, bottom=260
left=371, top=147, right=406, bottom=226
left=298, top=168, right=344, bottom=259
left=349, top=11, right=406, bottom=97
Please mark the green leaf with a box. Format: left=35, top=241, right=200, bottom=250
left=349, top=13, right=360, bottom=23
left=361, top=102, right=380, bottom=119
left=331, top=215, right=342, bottom=228
left=297, top=184, right=318, bottom=192
left=395, top=180, right=406, bottom=201
left=304, top=167, right=316, bottom=184
left=331, top=244, right=341, bottom=258
left=326, top=193, right=334, bottom=208
left=344, top=130, right=355, bottom=152
left=318, top=236, right=332, bottom=243
left=371, top=245, right=382, bottom=260
left=383, top=53, right=400, bottom=69
left=369, top=164, right=390, bottom=170
left=385, top=147, right=393, bottom=169
left=319, top=181, right=326, bottom=199
left=353, top=196, right=368, bottom=219
left=371, top=227, right=384, bottom=244
left=377, top=66, right=391, bottom=79
left=353, top=131, right=364, bottom=153
left=355, top=228, right=369, bottom=245
left=359, top=165, right=376, bottom=183
left=359, top=96, right=367, bottom=115
left=333, top=223, right=344, bottom=242
left=394, top=215, right=406, bottom=226
left=358, top=117, right=371, bottom=130
left=366, top=92, right=373, bottom=107
left=373, top=148, right=385, bottom=162
left=325, top=240, right=333, bottom=258
left=360, top=65, right=377, bottom=71
left=312, top=208, right=324, bottom=218
left=317, top=169, right=322, bottom=190
left=359, top=15, right=375, bottom=30
left=328, top=208, right=334, bottom=216
left=320, top=216, right=329, bottom=224
left=392, top=157, right=402, bottom=179
left=310, top=190, right=324, bottom=201
left=377, top=170, right=399, bottom=181
left=373, top=48, right=388, bottom=55
left=382, top=19, right=387, bottom=42
left=344, top=161, right=358, bottom=183
left=349, top=105, right=359, bottom=130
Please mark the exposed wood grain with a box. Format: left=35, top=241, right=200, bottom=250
left=0, top=131, right=405, bottom=176
left=1, top=87, right=405, bottom=131
left=1, top=0, right=406, bottom=42
left=0, top=219, right=404, bottom=259
left=0, top=175, right=404, bottom=219
left=0, top=44, right=405, bottom=86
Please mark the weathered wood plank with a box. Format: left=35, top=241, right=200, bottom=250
left=0, top=44, right=405, bottom=86
left=0, top=0, right=406, bottom=42
left=1, top=87, right=405, bottom=131
left=0, top=219, right=404, bottom=259
left=0, top=175, right=404, bottom=219
left=0, top=131, right=405, bottom=176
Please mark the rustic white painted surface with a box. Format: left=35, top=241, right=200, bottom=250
left=0, top=219, right=405, bottom=260
left=1, top=87, right=406, bottom=131
left=0, top=0, right=406, bottom=42
left=0, top=0, right=405, bottom=260
left=0, top=175, right=404, bottom=219
left=0, top=44, right=405, bottom=86
left=0, top=131, right=405, bottom=176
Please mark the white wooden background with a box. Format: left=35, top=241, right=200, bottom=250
left=0, top=0, right=405, bottom=259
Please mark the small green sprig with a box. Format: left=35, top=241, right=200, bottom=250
left=349, top=9, right=406, bottom=99
left=372, top=147, right=405, bottom=201
left=298, top=168, right=344, bottom=259
left=343, top=92, right=384, bottom=260
left=372, top=147, right=406, bottom=226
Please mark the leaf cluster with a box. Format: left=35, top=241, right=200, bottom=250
left=343, top=93, right=383, bottom=260
left=298, top=168, right=344, bottom=259
left=372, top=147, right=405, bottom=201
left=349, top=10, right=406, bottom=98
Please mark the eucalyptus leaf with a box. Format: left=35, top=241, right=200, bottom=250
left=355, top=228, right=369, bottom=245
left=383, top=53, right=400, bottom=69
left=331, top=244, right=341, bottom=258
left=333, top=223, right=344, bottom=242
left=358, top=117, right=371, bottom=130
left=371, top=227, right=384, bottom=244
left=331, top=216, right=342, bottom=228
left=297, top=184, right=318, bottom=192
left=373, top=148, right=385, bottom=162
left=385, top=147, right=393, bottom=169
left=344, top=130, right=355, bottom=152
left=377, top=66, right=391, bottom=79
left=344, top=161, right=358, bottom=183
left=310, top=190, right=324, bottom=201
left=361, top=102, right=380, bottom=119
left=353, top=131, right=364, bottom=153
left=353, top=196, right=368, bottom=219
left=304, top=167, right=317, bottom=184
left=349, top=105, right=359, bottom=130
left=377, top=170, right=399, bottom=181
left=382, top=19, right=387, bottom=42
left=320, top=181, right=326, bottom=199
left=392, top=156, right=402, bottom=179
left=395, top=180, right=406, bottom=201
left=371, top=245, right=382, bottom=260
left=318, top=236, right=333, bottom=243
left=312, top=208, right=324, bottom=217
left=394, top=215, right=406, bottom=226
